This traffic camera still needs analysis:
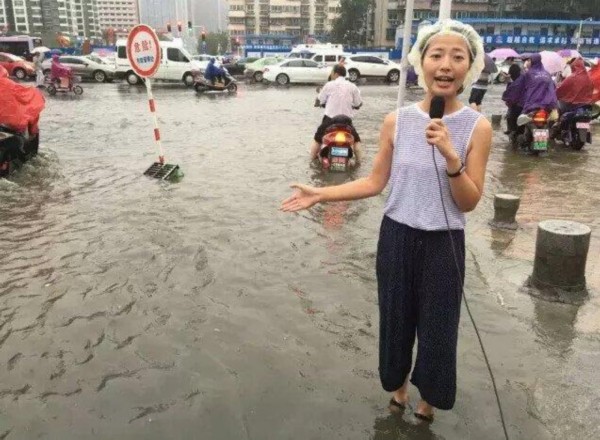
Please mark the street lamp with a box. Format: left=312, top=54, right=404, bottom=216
left=576, top=17, right=593, bottom=52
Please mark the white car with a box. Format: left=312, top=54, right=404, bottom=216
left=42, top=55, right=116, bottom=82
left=263, top=59, right=331, bottom=85
left=344, top=55, right=401, bottom=83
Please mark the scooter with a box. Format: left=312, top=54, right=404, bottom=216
left=0, top=125, right=39, bottom=178
left=193, top=69, right=238, bottom=94
left=46, top=75, right=83, bottom=96
left=551, top=104, right=600, bottom=150
left=319, top=124, right=356, bottom=172
left=514, top=108, right=552, bottom=155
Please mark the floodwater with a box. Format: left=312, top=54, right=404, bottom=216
left=0, top=81, right=599, bottom=440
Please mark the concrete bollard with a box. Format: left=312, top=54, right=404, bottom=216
left=531, top=220, right=591, bottom=293
left=491, top=114, right=503, bottom=130
left=490, top=194, right=520, bottom=230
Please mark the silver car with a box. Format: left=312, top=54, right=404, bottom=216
left=42, top=55, right=116, bottom=83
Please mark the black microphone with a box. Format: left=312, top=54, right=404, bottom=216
left=429, top=95, right=445, bottom=119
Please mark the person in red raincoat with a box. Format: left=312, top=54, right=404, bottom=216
left=0, top=65, right=45, bottom=135
left=589, top=63, right=600, bottom=103
left=556, top=58, right=594, bottom=112
left=0, top=65, right=46, bottom=175
left=50, top=54, right=72, bottom=82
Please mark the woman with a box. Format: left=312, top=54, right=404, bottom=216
left=281, top=19, right=492, bottom=421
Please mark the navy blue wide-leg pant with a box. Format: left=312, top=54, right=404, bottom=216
left=376, top=216, right=465, bottom=410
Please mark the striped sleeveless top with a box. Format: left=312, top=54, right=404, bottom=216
left=383, top=103, right=482, bottom=231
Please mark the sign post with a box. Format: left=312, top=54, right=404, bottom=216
left=127, top=24, right=181, bottom=181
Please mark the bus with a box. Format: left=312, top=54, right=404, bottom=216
left=0, top=35, right=43, bottom=58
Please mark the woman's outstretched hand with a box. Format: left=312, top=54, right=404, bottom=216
left=280, top=184, right=322, bottom=212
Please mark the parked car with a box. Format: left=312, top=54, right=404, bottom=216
left=244, top=56, right=284, bottom=82
left=42, top=55, right=115, bottom=83
left=263, top=59, right=331, bottom=85
left=0, top=52, right=34, bottom=79
left=224, top=57, right=258, bottom=75
left=344, top=55, right=401, bottom=83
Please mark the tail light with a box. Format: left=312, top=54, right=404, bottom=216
left=532, top=109, right=548, bottom=127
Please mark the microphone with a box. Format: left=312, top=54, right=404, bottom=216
left=429, top=95, right=445, bottom=119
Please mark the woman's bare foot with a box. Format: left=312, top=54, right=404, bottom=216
left=414, top=399, right=434, bottom=421
left=389, top=377, right=410, bottom=411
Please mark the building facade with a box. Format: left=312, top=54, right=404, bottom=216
left=96, top=0, right=138, bottom=40
left=371, top=0, right=506, bottom=47
left=0, top=0, right=102, bottom=42
left=227, top=0, right=340, bottom=44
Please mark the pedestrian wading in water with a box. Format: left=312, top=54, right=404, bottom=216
left=281, top=19, right=492, bottom=422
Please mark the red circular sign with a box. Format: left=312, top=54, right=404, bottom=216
left=127, top=24, right=161, bottom=78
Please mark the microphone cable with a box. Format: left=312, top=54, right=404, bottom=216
left=432, top=150, right=510, bottom=440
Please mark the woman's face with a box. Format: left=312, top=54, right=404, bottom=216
left=421, top=34, right=471, bottom=97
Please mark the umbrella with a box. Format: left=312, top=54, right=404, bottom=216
left=483, top=54, right=498, bottom=73
left=539, top=50, right=566, bottom=74
left=31, top=46, right=50, bottom=54
left=556, top=49, right=582, bottom=59
left=487, top=48, right=520, bottom=60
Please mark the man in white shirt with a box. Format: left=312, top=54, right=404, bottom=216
left=311, top=65, right=363, bottom=162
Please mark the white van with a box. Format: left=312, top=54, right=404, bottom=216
left=287, top=44, right=348, bottom=68
left=115, top=39, right=203, bottom=86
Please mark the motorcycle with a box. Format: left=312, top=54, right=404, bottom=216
left=0, top=125, right=39, bottom=178
left=319, top=124, right=356, bottom=172
left=46, top=75, right=83, bottom=96
left=193, top=69, right=238, bottom=94
left=514, top=108, right=552, bottom=154
left=551, top=104, right=600, bottom=150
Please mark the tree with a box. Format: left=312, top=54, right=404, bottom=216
left=330, top=0, right=371, bottom=46
left=199, top=31, right=230, bottom=55
left=511, top=0, right=598, bottom=19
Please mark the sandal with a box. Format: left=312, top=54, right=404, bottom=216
left=414, top=411, right=434, bottom=422
left=389, top=397, right=409, bottom=410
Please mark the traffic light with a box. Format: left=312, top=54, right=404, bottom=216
left=187, top=21, right=192, bottom=30
left=201, top=31, right=206, bottom=42
left=177, top=21, right=182, bottom=33
left=166, top=22, right=171, bottom=33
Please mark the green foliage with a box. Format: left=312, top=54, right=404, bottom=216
left=509, top=0, right=598, bottom=19
left=198, top=31, right=229, bottom=55
left=330, top=0, right=371, bottom=46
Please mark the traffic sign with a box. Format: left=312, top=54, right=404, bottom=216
left=127, top=24, right=161, bottom=78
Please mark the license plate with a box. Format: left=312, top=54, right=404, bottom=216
left=576, top=122, right=590, bottom=129
left=331, top=147, right=349, bottom=157
left=533, top=129, right=548, bottom=150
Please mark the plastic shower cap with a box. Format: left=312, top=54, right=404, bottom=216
left=407, top=19, right=485, bottom=92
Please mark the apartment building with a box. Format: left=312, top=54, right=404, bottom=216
left=371, top=0, right=521, bottom=47
left=96, top=0, right=138, bottom=39
left=0, top=0, right=101, bottom=42
left=227, top=0, right=340, bottom=43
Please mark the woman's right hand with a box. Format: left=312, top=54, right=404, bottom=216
left=280, top=184, right=322, bottom=212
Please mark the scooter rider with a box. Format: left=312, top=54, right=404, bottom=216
left=502, top=53, right=557, bottom=116
left=556, top=58, right=594, bottom=113
left=311, top=64, right=363, bottom=163
left=50, top=55, right=72, bottom=85
left=204, top=58, right=226, bottom=86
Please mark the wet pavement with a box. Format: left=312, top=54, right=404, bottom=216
left=0, top=81, right=599, bottom=439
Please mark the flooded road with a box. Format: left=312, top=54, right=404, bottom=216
left=0, top=81, right=599, bottom=439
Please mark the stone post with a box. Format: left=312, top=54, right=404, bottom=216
left=490, top=194, right=520, bottom=230
left=531, top=220, right=591, bottom=292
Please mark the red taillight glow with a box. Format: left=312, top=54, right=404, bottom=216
left=532, top=109, right=548, bottom=126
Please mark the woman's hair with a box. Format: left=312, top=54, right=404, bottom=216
left=407, top=19, right=485, bottom=93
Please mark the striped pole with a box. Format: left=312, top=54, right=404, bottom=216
left=145, top=78, right=165, bottom=164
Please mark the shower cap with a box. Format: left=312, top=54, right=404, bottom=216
left=407, top=19, right=485, bottom=92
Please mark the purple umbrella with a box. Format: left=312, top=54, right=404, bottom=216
left=488, top=48, right=520, bottom=60
left=557, top=49, right=582, bottom=59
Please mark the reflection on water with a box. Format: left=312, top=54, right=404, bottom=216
left=372, top=413, right=441, bottom=440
